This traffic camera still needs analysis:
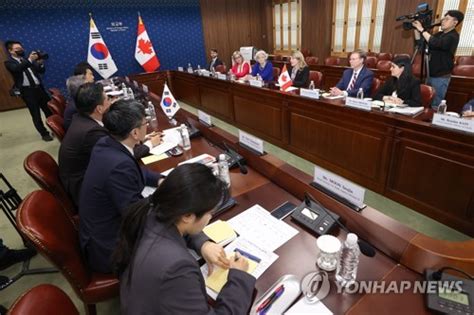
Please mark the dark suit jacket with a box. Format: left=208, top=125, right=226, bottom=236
left=288, top=66, right=310, bottom=88
left=59, top=114, right=150, bottom=207
left=336, top=66, right=374, bottom=97
left=63, top=98, right=77, bottom=130
left=207, top=57, right=223, bottom=71
left=120, top=215, right=256, bottom=314
left=4, top=56, right=44, bottom=89
left=79, top=136, right=161, bottom=273
left=374, top=75, right=422, bottom=107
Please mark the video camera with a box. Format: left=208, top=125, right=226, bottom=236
left=32, top=50, right=49, bottom=60
left=396, top=2, right=433, bottom=31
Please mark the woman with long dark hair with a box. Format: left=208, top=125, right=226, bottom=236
left=374, top=57, right=422, bottom=107
left=114, top=163, right=256, bottom=314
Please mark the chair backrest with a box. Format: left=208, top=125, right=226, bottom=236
left=456, top=56, right=474, bottom=66
left=215, top=64, right=226, bottom=74
left=8, top=284, right=79, bottom=315
left=305, top=56, right=319, bottom=65
left=376, top=60, right=392, bottom=71
left=309, top=70, right=323, bottom=88
left=23, top=150, right=76, bottom=217
left=273, top=54, right=283, bottom=61
left=300, top=49, right=311, bottom=57
left=367, top=51, right=378, bottom=57
left=46, top=115, right=66, bottom=141
left=52, top=94, right=67, bottom=108
left=370, top=77, right=382, bottom=97
left=394, top=53, right=411, bottom=60
left=47, top=100, right=64, bottom=117
left=412, top=63, right=421, bottom=76
left=272, top=67, right=281, bottom=81
left=365, top=56, right=378, bottom=68
left=377, top=52, right=393, bottom=61
left=16, top=190, right=91, bottom=298
left=420, top=84, right=435, bottom=108
left=452, top=65, right=474, bottom=77
left=324, top=56, right=341, bottom=66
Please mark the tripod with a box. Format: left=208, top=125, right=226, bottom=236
left=411, top=36, right=431, bottom=84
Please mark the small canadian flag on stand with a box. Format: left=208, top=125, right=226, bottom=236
left=135, top=13, right=160, bottom=72
left=278, top=64, right=293, bottom=91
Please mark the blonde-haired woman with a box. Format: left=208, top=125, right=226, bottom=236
left=230, top=51, right=250, bottom=79
left=249, top=50, right=273, bottom=82
left=288, top=51, right=310, bottom=88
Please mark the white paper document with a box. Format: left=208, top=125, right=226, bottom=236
left=388, top=106, right=424, bottom=116
left=228, top=204, right=299, bottom=252
left=285, top=297, right=333, bottom=315
left=141, top=186, right=156, bottom=198
left=149, top=127, right=182, bottom=156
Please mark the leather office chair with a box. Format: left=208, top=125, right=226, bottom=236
left=8, top=284, right=79, bottom=315
left=412, top=63, right=421, bottom=77
left=370, top=77, right=382, bottom=97
left=309, top=70, right=323, bottom=88
left=16, top=190, right=119, bottom=315
left=52, top=93, right=67, bottom=108
left=365, top=56, right=378, bottom=68
left=24, top=150, right=77, bottom=220
left=367, top=51, right=378, bottom=57
left=305, top=56, right=319, bottom=65
left=273, top=54, right=283, bottom=61
left=452, top=65, right=474, bottom=77
left=47, top=99, right=64, bottom=117
left=377, top=52, right=393, bottom=61
left=376, top=60, right=392, bottom=71
left=272, top=67, right=281, bottom=81
left=46, top=115, right=66, bottom=141
left=324, top=56, right=341, bottom=66
left=394, top=53, right=411, bottom=60
left=456, top=56, right=474, bottom=66
left=215, top=64, right=226, bottom=74
left=48, top=87, right=62, bottom=96
left=300, top=48, right=311, bottom=57
left=420, top=84, right=435, bottom=108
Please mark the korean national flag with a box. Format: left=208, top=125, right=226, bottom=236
left=160, top=83, right=180, bottom=118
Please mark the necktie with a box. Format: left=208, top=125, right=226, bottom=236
left=22, top=59, right=37, bottom=87
left=347, top=71, right=358, bottom=92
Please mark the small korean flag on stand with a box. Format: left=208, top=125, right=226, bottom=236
left=160, top=83, right=180, bottom=123
left=278, top=64, right=293, bottom=91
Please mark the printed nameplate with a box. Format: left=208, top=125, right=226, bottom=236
left=239, top=130, right=264, bottom=155
left=198, top=110, right=212, bottom=126
left=432, top=113, right=474, bottom=134
left=300, top=88, right=320, bottom=99
left=217, top=73, right=227, bottom=80
left=249, top=79, right=263, bottom=88
left=345, top=97, right=371, bottom=111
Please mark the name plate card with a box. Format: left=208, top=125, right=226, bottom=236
left=178, top=66, right=184, bottom=72
left=314, top=165, right=366, bottom=208
left=197, top=110, right=212, bottom=126
left=239, top=130, right=264, bottom=155
left=345, top=97, right=371, bottom=111
left=300, top=88, right=320, bottom=99
left=142, top=84, right=149, bottom=94
left=432, top=113, right=474, bottom=134
left=249, top=79, right=263, bottom=88
left=187, top=68, right=193, bottom=74
left=217, top=73, right=227, bottom=80
left=202, top=71, right=210, bottom=77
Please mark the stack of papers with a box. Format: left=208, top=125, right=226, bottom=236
left=203, top=220, right=237, bottom=246
left=149, top=127, right=182, bottom=156
left=388, top=106, right=424, bottom=116
left=285, top=297, right=333, bottom=315
left=321, top=93, right=345, bottom=100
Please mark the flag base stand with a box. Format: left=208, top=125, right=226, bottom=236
left=168, top=118, right=177, bottom=126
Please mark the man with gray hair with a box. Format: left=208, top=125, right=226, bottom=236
left=63, top=74, right=89, bottom=130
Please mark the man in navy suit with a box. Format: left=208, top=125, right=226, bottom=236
left=79, top=99, right=161, bottom=273
left=330, top=49, right=374, bottom=98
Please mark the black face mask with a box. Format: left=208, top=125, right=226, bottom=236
left=15, top=50, right=25, bottom=57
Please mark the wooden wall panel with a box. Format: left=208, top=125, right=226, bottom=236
left=301, top=0, right=333, bottom=62
left=0, top=41, right=26, bottom=111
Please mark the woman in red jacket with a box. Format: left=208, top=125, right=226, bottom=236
left=230, top=50, right=250, bottom=79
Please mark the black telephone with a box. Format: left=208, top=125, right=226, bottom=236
left=221, top=143, right=246, bottom=172
left=184, top=120, right=201, bottom=139
left=291, top=195, right=339, bottom=235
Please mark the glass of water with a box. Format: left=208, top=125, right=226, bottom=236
left=316, top=235, right=342, bottom=271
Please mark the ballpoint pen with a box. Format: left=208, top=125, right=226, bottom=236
left=255, top=284, right=284, bottom=313
left=259, top=286, right=285, bottom=314
left=234, top=248, right=262, bottom=263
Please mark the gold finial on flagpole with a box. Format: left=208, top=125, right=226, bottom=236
left=138, top=11, right=141, bottom=17
left=89, top=12, right=92, bottom=17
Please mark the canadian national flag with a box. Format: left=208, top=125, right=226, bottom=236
left=278, top=64, right=293, bottom=91
left=135, top=15, right=160, bottom=72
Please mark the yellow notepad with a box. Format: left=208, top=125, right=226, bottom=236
left=203, top=220, right=237, bottom=244
left=141, top=153, right=168, bottom=165
left=205, top=256, right=258, bottom=293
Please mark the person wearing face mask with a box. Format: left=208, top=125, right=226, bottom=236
left=4, top=40, right=53, bottom=141
left=412, top=10, right=464, bottom=108
left=115, top=163, right=256, bottom=314
left=374, top=57, right=421, bottom=107
left=78, top=99, right=162, bottom=273
left=330, top=49, right=374, bottom=97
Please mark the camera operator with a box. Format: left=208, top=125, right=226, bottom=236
left=412, top=10, right=464, bottom=109
left=4, top=40, right=53, bottom=141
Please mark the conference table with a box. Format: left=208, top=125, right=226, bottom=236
left=131, top=78, right=474, bottom=314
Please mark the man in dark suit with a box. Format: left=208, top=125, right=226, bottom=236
left=4, top=40, right=52, bottom=141
left=59, top=83, right=160, bottom=207
left=207, top=48, right=223, bottom=71
left=79, top=100, right=161, bottom=273
left=330, top=49, right=374, bottom=98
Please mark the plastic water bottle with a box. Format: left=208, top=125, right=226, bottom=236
left=127, top=87, right=134, bottom=100
left=309, top=80, right=315, bottom=90
left=356, top=88, right=364, bottom=99
left=122, top=83, right=128, bottom=99
left=218, top=154, right=231, bottom=188
left=437, top=100, right=447, bottom=114
left=180, top=124, right=191, bottom=151
left=256, top=74, right=262, bottom=81
left=187, top=63, right=193, bottom=73
left=336, top=233, right=360, bottom=287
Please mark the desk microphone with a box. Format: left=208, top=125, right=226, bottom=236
left=223, top=142, right=248, bottom=175
left=304, top=192, right=376, bottom=257
left=431, top=266, right=473, bottom=281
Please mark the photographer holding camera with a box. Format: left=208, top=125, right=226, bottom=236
left=412, top=10, right=464, bottom=109
left=4, top=40, right=53, bottom=141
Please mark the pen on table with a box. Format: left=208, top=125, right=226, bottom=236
left=234, top=248, right=261, bottom=263
left=255, top=284, right=284, bottom=312
left=259, top=286, right=285, bottom=314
